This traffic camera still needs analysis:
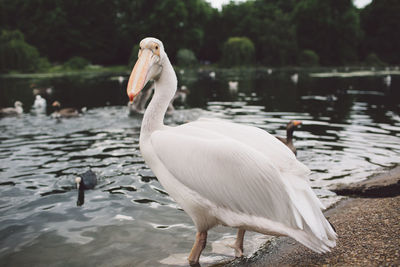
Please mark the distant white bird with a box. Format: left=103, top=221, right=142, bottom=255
left=0, top=101, right=23, bottom=117
left=32, top=95, right=47, bottom=114
left=126, top=38, right=337, bottom=265
left=118, top=76, right=125, bottom=85
left=209, top=71, right=216, bottom=79
left=383, top=75, right=391, bottom=87
left=267, top=68, right=273, bottom=75
left=228, top=81, right=239, bottom=93
left=291, top=73, right=299, bottom=84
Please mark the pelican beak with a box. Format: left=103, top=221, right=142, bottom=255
left=127, top=49, right=153, bottom=103
left=293, top=120, right=302, bottom=126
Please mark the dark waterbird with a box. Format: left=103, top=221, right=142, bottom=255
left=51, top=101, right=80, bottom=118
left=75, top=170, right=98, bottom=206
left=276, top=120, right=302, bottom=155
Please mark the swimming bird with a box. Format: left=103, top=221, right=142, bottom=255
left=0, top=101, right=23, bottom=117
left=276, top=120, right=302, bottom=156
left=75, top=170, right=98, bottom=206
left=127, top=38, right=336, bottom=265
left=51, top=101, right=79, bottom=118
left=383, top=75, right=391, bottom=87
left=118, top=75, right=125, bottom=85
left=32, top=95, right=47, bottom=114
left=75, top=170, right=97, bottom=190
left=228, top=81, right=239, bottom=93
left=209, top=71, right=216, bottom=79
left=291, top=73, right=299, bottom=84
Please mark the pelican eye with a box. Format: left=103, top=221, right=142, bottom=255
left=155, top=45, right=159, bottom=50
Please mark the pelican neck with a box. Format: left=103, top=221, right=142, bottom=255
left=141, top=56, right=177, bottom=137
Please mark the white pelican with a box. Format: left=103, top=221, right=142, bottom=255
left=127, top=38, right=337, bottom=265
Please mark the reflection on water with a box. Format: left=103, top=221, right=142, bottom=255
left=0, top=69, right=399, bottom=266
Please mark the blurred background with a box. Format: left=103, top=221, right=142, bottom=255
left=0, top=0, right=399, bottom=266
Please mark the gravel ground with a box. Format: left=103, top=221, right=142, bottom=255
left=217, top=196, right=400, bottom=267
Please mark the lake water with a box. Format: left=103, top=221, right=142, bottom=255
left=1, top=68, right=399, bottom=266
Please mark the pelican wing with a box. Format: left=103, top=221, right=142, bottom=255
left=150, top=121, right=336, bottom=252
left=151, top=121, right=325, bottom=232
left=189, top=118, right=310, bottom=178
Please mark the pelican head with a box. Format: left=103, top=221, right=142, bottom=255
left=127, top=37, right=164, bottom=102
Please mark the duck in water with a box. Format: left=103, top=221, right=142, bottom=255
left=0, top=101, right=23, bottom=117
left=275, top=120, right=302, bottom=156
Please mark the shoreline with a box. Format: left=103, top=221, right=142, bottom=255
left=213, top=166, right=400, bottom=266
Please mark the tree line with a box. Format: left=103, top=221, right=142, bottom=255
left=0, top=0, right=399, bottom=72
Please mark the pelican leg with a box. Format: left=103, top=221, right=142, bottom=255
left=229, top=228, right=245, bottom=257
left=188, top=231, right=207, bottom=266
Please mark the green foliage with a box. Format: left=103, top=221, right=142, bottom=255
left=221, top=37, right=255, bottom=67
left=299, top=50, right=319, bottom=66
left=1, top=0, right=119, bottom=64
left=115, top=0, right=215, bottom=63
left=293, top=0, right=361, bottom=65
left=364, top=53, right=386, bottom=66
left=360, top=0, right=400, bottom=64
left=63, top=56, right=90, bottom=70
left=0, top=30, right=49, bottom=73
left=176, top=49, right=197, bottom=67
left=0, top=0, right=398, bottom=70
left=219, top=0, right=298, bottom=66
